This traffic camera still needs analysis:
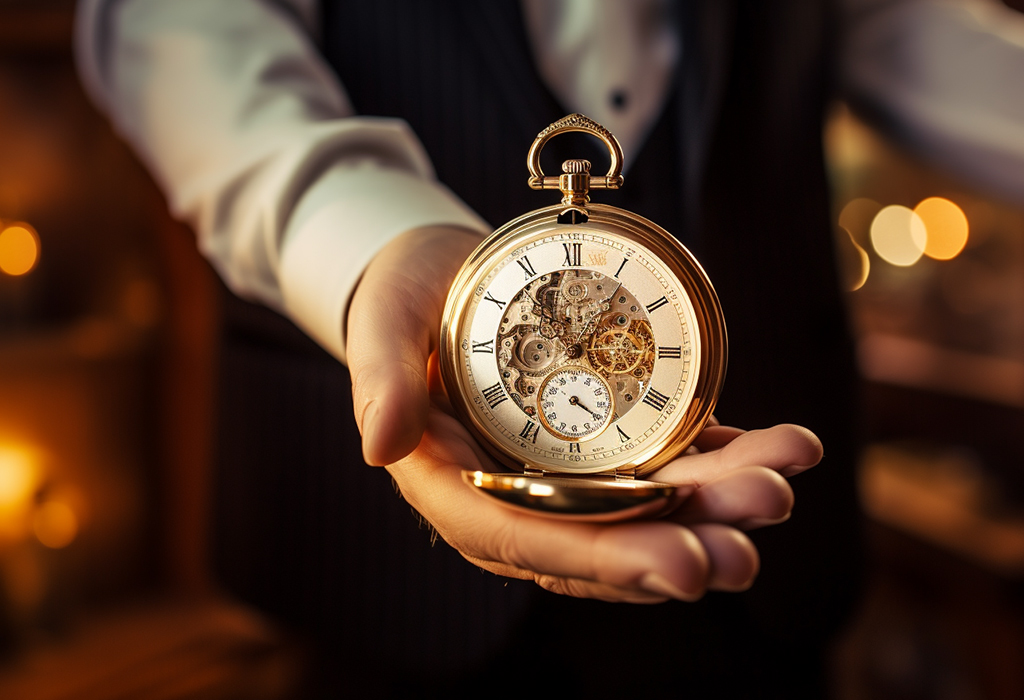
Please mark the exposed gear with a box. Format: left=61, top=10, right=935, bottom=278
left=588, top=328, right=647, bottom=374
left=494, top=267, right=658, bottom=423
left=514, top=331, right=557, bottom=372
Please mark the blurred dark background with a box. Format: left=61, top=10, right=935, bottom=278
left=1, top=1, right=1023, bottom=698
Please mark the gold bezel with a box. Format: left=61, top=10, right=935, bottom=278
left=439, top=202, right=728, bottom=478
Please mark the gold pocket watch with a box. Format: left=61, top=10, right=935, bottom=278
left=439, top=114, right=727, bottom=520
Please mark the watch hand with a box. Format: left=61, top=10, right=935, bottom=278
left=569, top=395, right=605, bottom=424
left=572, top=313, right=600, bottom=345
left=568, top=395, right=596, bottom=414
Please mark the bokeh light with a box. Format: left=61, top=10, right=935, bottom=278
left=835, top=225, right=871, bottom=291
left=0, top=445, right=40, bottom=540
left=0, top=223, right=40, bottom=276
left=33, top=500, right=79, bottom=549
left=915, top=197, right=969, bottom=260
left=838, top=198, right=882, bottom=243
left=0, top=446, right=38, bottom=512
left=871, top=205, right=927, bottom=267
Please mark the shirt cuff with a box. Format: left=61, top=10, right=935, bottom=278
left=278, top=162, right=491, bottom=364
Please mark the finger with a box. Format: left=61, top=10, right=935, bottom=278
left=393, top=414, right=713, bottom=600
left=347, top=226, right=481, bottom=466
left=690, top=524, right=760, bottom=591
left=671, top=466, right=794, bottom=529
left=468, top=524, right=757, bottom=601
left=491, top=519, right=712, bottom=600
left=446, top=500, right=713, bottom=599
left=457, top=552, right=672, bottom=603
left=692, top=425, right=745, bottom=452
left=533, top=575, right=672, bottom=604
left=652, top=424, right=823, bottom=486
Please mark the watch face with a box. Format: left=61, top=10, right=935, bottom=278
left=442, top=205, right=726, bottom=476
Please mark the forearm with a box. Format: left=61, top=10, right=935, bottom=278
left=75, top=0, right=488, bottom=362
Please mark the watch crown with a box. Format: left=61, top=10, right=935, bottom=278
left=561, top=159, right=591, bottom=174
left=558, top=159, right=591, bottom=209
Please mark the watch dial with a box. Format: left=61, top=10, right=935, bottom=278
left=537, top=365, right=614, bottom=441
left=497, top=269, right=655, bottom=426
left=454, top=225, right=703, bottom=474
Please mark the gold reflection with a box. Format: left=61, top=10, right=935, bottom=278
left=915, top=197, right=969, bottom=260
left=527, top=482, right=555, bottom=497
left=871, top=205, right=926, bottom=267
left=0, top=224, right=40, bottom=276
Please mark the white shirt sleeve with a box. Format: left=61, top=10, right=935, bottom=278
left=842, top=0, right=1024, bottom=205
left=74, top=0, right=490, bottom=363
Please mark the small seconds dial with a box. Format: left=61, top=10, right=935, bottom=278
left=538, top=366, right=614, bottom=441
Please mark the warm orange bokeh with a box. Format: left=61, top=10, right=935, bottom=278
left=915, top=196, right=969, bottom=260
left=0, top=224, right=40, bottom=276
left=0, top=445, right=41, bottom=542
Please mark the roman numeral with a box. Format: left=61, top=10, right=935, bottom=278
left=658, top=345, right=681, bottom=359
left=472, top=340, right=494, bottom=354
left=482, top=382, right=507, bottom=409
left=614, top=258, right=628, bottom=278
left=562, top=242, right=582, bottom=266
left=517, top=256, right=537, bottom=279
left=483, top=292, right=506, bottom=309
left=642, top=388, right=670, bottom=411
left=616, top=426, right=630, bottom=443
left=646, top=296, right=669, bottom=313
left=519, top=421, right=539, bottom=443
left=568, top=442, right=581, bottom=453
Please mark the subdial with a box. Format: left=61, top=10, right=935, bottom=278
left=538, top=366, right=614, bottom=441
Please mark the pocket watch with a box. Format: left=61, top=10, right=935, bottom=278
left=439, top=114, right=727, bottom=520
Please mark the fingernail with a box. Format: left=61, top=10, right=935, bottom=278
left=361, top=402, right=380, bottom=465
left=712, top=572, right=758, bottom=593
left=640, top=573, right=701, bottom=601
left=738, top=512, right=791, bottom=530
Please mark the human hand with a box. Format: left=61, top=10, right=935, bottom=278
left=347, top=225, right=823, bottom=602
left=347, top=225, right=483, bottom=466
left=390, top=385, right=822, bottom=602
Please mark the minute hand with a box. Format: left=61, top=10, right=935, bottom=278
left=569, top=395, right=596, bottom=415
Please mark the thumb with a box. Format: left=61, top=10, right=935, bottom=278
left=346, top=226, right=482, bottom=466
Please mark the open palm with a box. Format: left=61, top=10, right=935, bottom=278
left=349, top=225, right=822, bottom=602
